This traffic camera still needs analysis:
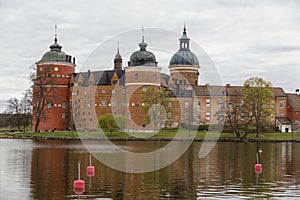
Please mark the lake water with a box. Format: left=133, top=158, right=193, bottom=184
left=0, top=139, right=300, bottom=199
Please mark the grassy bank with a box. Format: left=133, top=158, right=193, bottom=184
left=2, top=129, right=300, bottom=141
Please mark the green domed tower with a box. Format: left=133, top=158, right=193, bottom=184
left=169, top=26, right=200, bottom=89
left=124, top=30, right=162, bottom=132
left=32, top=29, right=75, bottom=132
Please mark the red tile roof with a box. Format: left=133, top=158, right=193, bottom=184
left=287, top=94, right=300, bottom=110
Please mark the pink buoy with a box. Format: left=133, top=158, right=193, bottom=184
left=87, top=166, right=95, bottom=177
left=74, top=179, right=85, bottom=195
left=87, top=155, right=95, bottom=177
left=73, top=161, right=85, bottom=195
left=255, top=163, right=263, bottom=174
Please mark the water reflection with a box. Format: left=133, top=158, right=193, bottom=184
left=1, top=139, right=300, bottom=199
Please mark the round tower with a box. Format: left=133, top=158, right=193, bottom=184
left=124, top=31, right=162, bottom=132
left=169, top=26, right=200, bottom=89
left=32, top=30, right=76, bottom=132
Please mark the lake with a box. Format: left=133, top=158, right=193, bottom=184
left=0, top=139, right=300, bottom=199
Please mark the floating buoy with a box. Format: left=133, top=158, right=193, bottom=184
left=255, top=153, right=263, bottom=174
left=255, top=163, right=263, bottom=174
left=87, top=154, right=95, bottom=177
left=73, top=161, right=85, bottom=195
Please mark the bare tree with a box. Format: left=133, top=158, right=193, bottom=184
left=6, top=98, right=22, bottom=131
left=30, top=67, right=58, bottom=132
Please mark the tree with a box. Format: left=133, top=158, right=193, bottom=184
left=6, top=98, right=22, bottom=131
left=5, top=92, right=32, bottom=132
left=225, top=92, right=253, bottom=139
left=20, top=90, right=32, bottom=132
left=98, top=113, right=126, bottom=136
left=141, top=86, right=172, bottom=133
left=30, top=68, right=58, bottom=132
left=241, top=77, right=274, bottom=138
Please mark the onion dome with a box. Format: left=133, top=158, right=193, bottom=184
left=129, top=35, right=157, bottom=67
left=38, top=37, right=69, bottom=63
left=169, top=26, right=199, bottom=67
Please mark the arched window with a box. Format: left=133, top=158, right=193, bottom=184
left=142, top=86, right=147, bottom=92
left=154, top=74, right=157, bottom=81
left=135, top=73, right=139, bottom=80
left=47, top=100, right=51, bottom=108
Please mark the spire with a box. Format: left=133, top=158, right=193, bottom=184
left=117, top=40, right=120, bottom=54
left=114, top=41, right=122, bottom=70
left=54, top=24, right=58, bottom=43
left=50, top=24, right=62, bottom=52
left=179, top=23, right=190, bottom=50
left=139, top=26, right=147, bottom=51
left=142, top=26, right=144, bottom=43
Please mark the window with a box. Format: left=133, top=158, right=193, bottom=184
left=62, top=101, right=66, bottom=109
left=47, top=100, right=51, bottom=108
left=154, top=74, right=157, bottom=81
left=102, top=88, right=106, bottom=94
left=198, top=112, right=201, bottom=119
left=111, top=99, right=116, bottom=107
left=122, top=88, right=126, bottom=94
left=228, top=100, right=232, bottom=108
left=135, top=73, right=139, bottom=80
left=206, top=112, right=210, bottom=120
left=279, top=100, right=284, bottom=108
left=168, top=101, right=172, bottom=108
left=185, top=112, right=189, bottom=119
left=89, top=100, right=93, bottom=107
left=128, top=113, right=131, bottom=120
left=168, top=112, right=172, bottom=119
left=84, top=89, right=87, bottom=94
left=62, top=113, right=66, bottom=119
left=84, top=100, right=87, bottom=108
left=76, top=90, right=79, bottom=95
left=218, top=100, right=224, bottom=108
left=279, top=113, right=284, bottom=117
left=102, top=100, right=106, bottom=107
left=206, top=99, right=210, bottom=107
left=121, top=99, right=126, bottom=107
left=185, top=101, right=189, bottom=108
left=270, top=114, right=274, bottom=121
left=112, top=88, right=116, bottom=94
left=197, top=100, right=201, bottom=106
left=142, top=86, right=147, bottom=92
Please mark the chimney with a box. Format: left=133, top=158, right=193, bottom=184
left=73, top=57, right=76, bottom=64
left=296, top=89, right=300, bottom=95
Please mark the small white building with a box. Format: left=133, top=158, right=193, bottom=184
left=276, top=117, right=292, bottom=133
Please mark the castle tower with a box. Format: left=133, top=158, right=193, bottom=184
left=124, top=29, right=162, bottom=132
left=32, top=27, right=76, bottom=132
left=169, top=25, right=200, bottom=90
left=114, top=42, right=122, bottom=70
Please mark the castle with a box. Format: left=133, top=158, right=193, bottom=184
left=32, top=26, right=300, bottom=133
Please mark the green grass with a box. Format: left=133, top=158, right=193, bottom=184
left=2, top=129, right=300, bottom=141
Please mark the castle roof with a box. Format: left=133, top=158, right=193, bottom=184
left=194, top=85, right=287, bottom=98
left=74, top=69, right=125, bottom=86
left=287, top=94, right=300, bottom=110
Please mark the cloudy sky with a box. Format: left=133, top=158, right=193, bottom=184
left=1, top=0, right=300, bottom=112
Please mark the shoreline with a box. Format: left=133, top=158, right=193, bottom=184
left=1, top=135, right=300, bottom=143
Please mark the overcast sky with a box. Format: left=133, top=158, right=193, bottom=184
left=1, top=0, right=300, bottom=112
